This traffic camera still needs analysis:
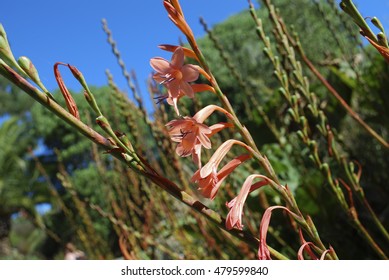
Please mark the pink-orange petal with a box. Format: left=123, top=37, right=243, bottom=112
left=181, top=131, right=196, bottom=151
left=150, top=57, right=171, bottom=74
left=226, top=202, right=244, bottom=230
left=176, top=143, right=191, bottom=157
left=158, top=44, right=198, bottom=61
left=179, top=81, right=194, bottom=98
left=197, top=122, right=212, bottom=134
left=152, top=73, right=165, bottom=84
left=166, top=118, right=187, bottom=128
left=166, top=79, right=181, bottom=98
left=170, top=47, right=185, bottom=69
left=209, top=123, right=233, bottom=137
left=181, top=64, right=199, bottom=82
left=192, top=144, right=202, bottom=169
left=171, top=96, right=180, bottom=115
left=200, top=140, right=239, bottom=178
left=197, top=132, right=211, bottom=149
left=191, top=83, right=215, bottom=93
left=193, top=105, right=230, bottom=123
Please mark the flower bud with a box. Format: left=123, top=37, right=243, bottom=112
left=18, top=56, right=39, bottom=82
left=371, top=17, right=385, bottom=34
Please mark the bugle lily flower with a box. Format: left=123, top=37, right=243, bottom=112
left=166, top=105, right=232, bottom=168
left=225, top=174, right=270, bottom=230
left=150, top=46, right=199, bottom=115
left=191, top=154, right=251, bottom=200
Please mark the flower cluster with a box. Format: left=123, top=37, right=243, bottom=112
left=150, top=44, right=266, bottom=233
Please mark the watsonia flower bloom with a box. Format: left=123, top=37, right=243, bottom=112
left=199, top=140, right=249, bottom=180
left=225, top=174, right=270, bottom=231
left=150, top=46, right=199, bottom=115
left=191, top=154, right=251, bottom=200
left=166, top=105, right=232, bottom=168
left=257, top=205, right=300, bottom=260
left=191, top=140, right=250, bottom=199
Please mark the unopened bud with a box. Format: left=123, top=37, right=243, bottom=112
left=18, top=56, right=40, bottom=82
left=68, top=64, right=83, bottom=82
left=377, top=32, right=389, bottom=48
left=83, top=90, right=92, bottom=103
left=339, top=1, right=347, bottom=11
left=371, top=17, right=385, bottom=33
left=0, top=34, right=25, bottom=73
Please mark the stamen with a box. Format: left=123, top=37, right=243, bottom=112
left=180, top=129, right=191, bottom=138
left=154, top=94, right=168, bottom=104
left=159, top=73, right=176, bottom=84
left=171, top=129, right=191, bottom=140
left=180, top=149, right=190, bottom=157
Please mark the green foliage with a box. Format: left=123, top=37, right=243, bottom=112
left=0, top=117, right=43, bottom=213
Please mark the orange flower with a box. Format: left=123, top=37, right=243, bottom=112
left=256, top=205, right=300, bottom=260
left=167, top=117, right=211, bottom=167
left=166, top=105, right=232, bottom=168
left=150, top=46, right=199, bottom=115
left=199, top=140, right=249, bottom=179
left=192, top=140, right=250, bottom=199
left=191, top=154, right=251, bottom=200
left=225, top=174, right=270, bottom=230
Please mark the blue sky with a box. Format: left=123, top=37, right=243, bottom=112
left=1, top=0, right=388, bottom=112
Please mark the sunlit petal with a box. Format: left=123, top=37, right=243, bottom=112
left=150, top=57, right=171, bottom=74
left=181, top=64, right=199, bottom=82
left=171, top=46, right=185, bottom=69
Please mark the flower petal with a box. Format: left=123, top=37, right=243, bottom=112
left=171, top=47, right=185, bottom=69
left=166, top=79, right=181, bottom=98
left=171, top=96, right=180, bottom=115
left=197, top=132, right=212, bottom=149
left=209, top=122, right=233, bottom=137
left=179, top=81, right=194, bottom=98
left=218, top=154, right=251, bottom=181
left=150, top=57, right=171, bottom=74
left=181, top=64, right=199, bottom=82
left=181, top=131, right=197, bottom=152
left=200, top=140, right=239, bottom=178
left=226, top=201, right=243, bottom=230
left=192, top=144, right=202, bottom=169
left=176, top=142, right=191, bottom=157
left=193, top=105, right=230, bottom=123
